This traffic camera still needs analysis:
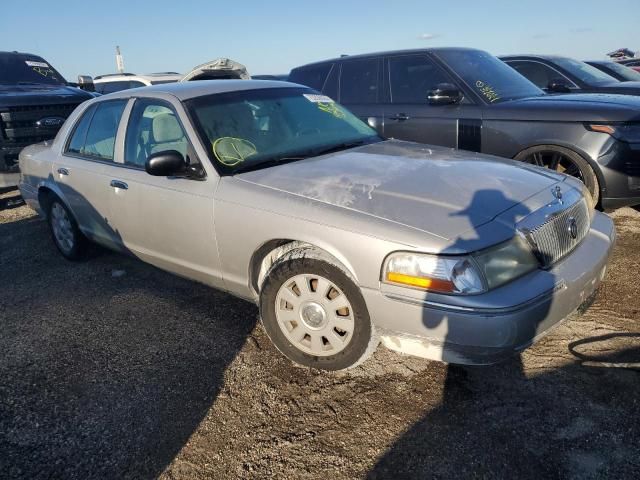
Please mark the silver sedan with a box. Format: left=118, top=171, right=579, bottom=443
left=18, top=80, right=615, bottom=370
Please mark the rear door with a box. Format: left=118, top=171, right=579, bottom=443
left=338, top=57, right=384, bottom=132
left=54, top=99, right=128, bottom=249
left=383, top=54, right=469, bottom=148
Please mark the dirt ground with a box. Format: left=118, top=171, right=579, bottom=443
left=1, top=187, right=639, bottom=480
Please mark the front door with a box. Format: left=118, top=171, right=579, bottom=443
left=383, top=54, right=480, bottom=149
left=105, top=98, right=224, bottom=289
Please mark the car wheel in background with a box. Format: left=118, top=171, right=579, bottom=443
left=515, top=145, right=599, bottom=207
left=48, top=198, right=88, bottom=260
left=260, top=255, right=377, bottom=371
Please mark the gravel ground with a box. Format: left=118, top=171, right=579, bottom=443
left=1, top=187, right=639, bottom=479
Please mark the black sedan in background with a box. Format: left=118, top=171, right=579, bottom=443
left=290, top=48, right=640, bottom=209
left=501, top=55, right=640, bottom=95
left=585, top=60, right=640, bottom=82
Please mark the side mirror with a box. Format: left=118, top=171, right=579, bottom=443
left=546, top=79, right=571, bottom=93
left=427, top=83, right=463, bottom=105
left=77, top=75, right=95, bottom=92
left=146, top=150, right=188, bottom=177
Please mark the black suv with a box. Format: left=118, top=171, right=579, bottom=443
left=501, top=55, right=640, bottom=95
left=0, top=51, right=93, bottom=188
left=289, top=48, right=640, bottom=210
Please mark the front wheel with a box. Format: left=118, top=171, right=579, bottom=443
left=515, top=145, right=600, bottom=207
left=259, top=256, right=377, bottom=371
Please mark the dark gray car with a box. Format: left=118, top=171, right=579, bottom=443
left=289, top=48, right=640, bottom=210
left=501, top=54, right=640, bottom=95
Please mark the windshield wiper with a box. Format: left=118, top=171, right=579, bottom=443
left=233, top=138, right=378, bottom=175
left=233, top=156, right=307, bottom=174
left=310, top=139, right=372, bottom=157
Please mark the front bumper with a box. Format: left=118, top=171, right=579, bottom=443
left=361, top=211, right=615, bottom=365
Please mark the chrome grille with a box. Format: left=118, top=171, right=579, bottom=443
left=519, top=196, right=590, bottom=268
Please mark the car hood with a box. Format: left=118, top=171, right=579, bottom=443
left=235, top=140, right=565, bottom=242
left=0, top=83, right=92, bottom=106
left=486, top=93, right=640, bottom=122
left=591, top=81, right=640, bottom=94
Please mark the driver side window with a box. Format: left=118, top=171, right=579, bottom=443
left=124, top=100, right=190, bottom=168
left=388, top=55, right=454, bottom=104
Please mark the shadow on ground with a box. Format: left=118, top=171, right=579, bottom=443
left=0, top=214, right=257, bottom=479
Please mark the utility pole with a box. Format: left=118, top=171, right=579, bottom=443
left=115, top=46, right=124, bottom=73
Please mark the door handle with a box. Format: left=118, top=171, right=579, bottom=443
left=57, top=167, right=69, bottom=176
left=389, top=113, right=410, bottom=121
left=110, top=180, right=128, bottom=190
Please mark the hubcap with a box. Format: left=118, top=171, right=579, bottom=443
left=51, top=203, right=74, bottom=253
left=275, top=274, right=354, bottom=357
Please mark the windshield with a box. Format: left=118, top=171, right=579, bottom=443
left=591, top=61, right=640, bottom=82
left=554, top=58, right=618, bottom=85
left=0, top=53, right=67, bottom=86
left=435, top=50, right=544, bottom=103
left=186, top=87, right=382, bottom=174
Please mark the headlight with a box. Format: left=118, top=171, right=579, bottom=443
left=472, top=235, right=539, bottom=290
left=383, top=236, right=539, bottom=295
left=586, top=123, right=640, bottom=143
left=382, top=252, right=486, bottom=295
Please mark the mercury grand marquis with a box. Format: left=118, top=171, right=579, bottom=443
left=18, top=80, right=615, bottom=370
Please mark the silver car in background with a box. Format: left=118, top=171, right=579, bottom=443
left=18, top=81, right=615, bottom=370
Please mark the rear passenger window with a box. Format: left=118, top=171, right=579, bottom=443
left=289, top=64, right=332, bottom=90
left=68, top=100, right=126, bottom=160
left=388, top=55, right=453, bottom=104
left=67, top=104, right=97, bottom=155
left=340, top=59, right=379, bottom=104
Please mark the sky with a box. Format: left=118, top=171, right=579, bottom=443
left=2, top=0, right=638, bottom=81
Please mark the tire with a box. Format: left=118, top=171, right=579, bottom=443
left=515, top=145, right=600, bottom=208
left=259, top=255, right=377, bottom=371
left=47, top=197, right=88, bottom=261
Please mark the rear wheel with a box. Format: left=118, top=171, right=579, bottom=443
left=515, top=145, right=599, bottom=207
left=259, top=256, right=377, bottom=371
left=47, top=198, right=88, bottom=260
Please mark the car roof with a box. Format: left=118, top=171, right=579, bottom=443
left=100, top=79, right=304, bottom=101
left=500, top=54, right=570, bottom=61
left=94, top=73, right=182, bottom=83
left=290, top=47, right=482, bottom=70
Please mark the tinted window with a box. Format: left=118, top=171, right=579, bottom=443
left=436, top=50, right=544, bottom=103
left=589, top=62, right=640, bottom=82
left=340, top=59, right=379, bottom=104
left=388, top=55, right=453, bottom=103
left=81, top=100, right=127, bottom=160
left=124, top=100, right=189, bottom=168
left=67, top=105, right=97, bottom=155
left=552, top=58, right=617, bottom=85
left=507, top=61, right=570, bottom=89
left=289, top=64, right=332, bottom=90
left=0, top=52, right=66, bottom=86
left=97, top=81, right=131, bottom=94
left=129, top=80, right=145, bottom=89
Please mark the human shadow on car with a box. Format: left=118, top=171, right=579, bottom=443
left=0, top=187, right=258, bottom=479
left=368, top=189, right=567, bottom=478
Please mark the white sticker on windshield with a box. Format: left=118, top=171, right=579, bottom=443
left=25, top=61, right=50, bottom=68
left=303, top=94, right=334, bottom=103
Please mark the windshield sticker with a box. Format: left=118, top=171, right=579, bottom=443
left=475, top=80, right=501, bottom=103
left=212, top=137, right=257, bottom=166
left=303, top=94, right=334, bottom=103
left=317, top=102, right=346, bottom=119
left=25, top=60, right=50, bottom=68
